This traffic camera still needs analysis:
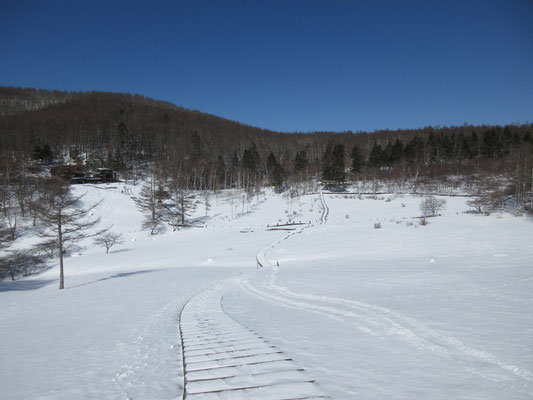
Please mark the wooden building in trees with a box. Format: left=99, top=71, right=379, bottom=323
left=50, top=165, right=117, bottom=184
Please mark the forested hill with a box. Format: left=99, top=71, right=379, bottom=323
left=0, top=86, right=532, bottom=210
left=0, top=86, right=280, bottom=154
left=0, top=87, right=73, bottom=116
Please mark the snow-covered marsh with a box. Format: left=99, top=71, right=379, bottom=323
left=1, top=184, right=532, bottom=399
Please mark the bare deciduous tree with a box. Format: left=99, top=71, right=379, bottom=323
left=202, top=190, right=211, bottom=217
left=33, top=238, right=59, bottom=259
left=32, top=178, right=106, bottom=289
left=169, top=188, right=196, bottom=228
left=135, top=175, right=166, bottom=234
left=419, top=196, right=446, bottom=217
left=4, top=206, right=19, bottom=241
left=94, top=231, right=124, bottom=253
left=466, top=194, right=491, bottom=214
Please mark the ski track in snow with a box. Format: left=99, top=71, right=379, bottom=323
left=241, top=271, right=533, bottom=388
left=318, top=192, right=329, bottom=224
left=240, top=192, right=533, bottom=397
left=179, top=278, right=328, bottom=399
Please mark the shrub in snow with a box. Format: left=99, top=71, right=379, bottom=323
left=401, top=203, right=406, bottom=208
left=0, top=251, right=45, bottom=280
left=419, top=196, right=446, bottom=217
left=94, top=231, right=124, bottom=253
left=419, top=218, right=429, bottom=226
left=374, top=222, right=382, bottom=229
left=466, top=195, right=491, bottom=214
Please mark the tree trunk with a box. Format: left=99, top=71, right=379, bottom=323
left=59, top=251, right=64, bottom=290
left=58, top=219, right=64, bottom=290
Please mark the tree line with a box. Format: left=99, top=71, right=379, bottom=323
left=1, top=86, right=531, bottom=200
left=1, top=86, right=531, bottom=284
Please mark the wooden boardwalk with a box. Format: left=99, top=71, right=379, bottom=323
left=179, top=281, right=328, bottom=399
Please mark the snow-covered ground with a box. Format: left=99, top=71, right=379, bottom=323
left=1, top=183, right=532, bottom=399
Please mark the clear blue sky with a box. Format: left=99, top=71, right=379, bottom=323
left=1, top=0, right=532, bottom=132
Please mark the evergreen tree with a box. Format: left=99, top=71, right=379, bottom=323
left=242, top=143, right=260, bottom=172
left=216, top=155, right=226, bottom=187
left=441, top=135, right=454, bottom=160
left=109, top=148, right=126, bottom=172
left=32, top=144, right=54, bottom=163
left=266, top=152, right=283, bottom=187
left=460, top=134, right=474, bottom=159
left=266, top=152, right=278, bottom=173
left=481, top=129, right=502, bottom=157
left=383, top=142, right=393, bottom=165
left=322, top=142, right=333, bottom=181
left=469, top=131, right=479, bottom=157
left=350, top=145, right=364, bottom=173
left=330, top=143, right=346, bottom=183
left=502, top=126, right=513, bottom=154
left=390, top=139, right=404, bottom=163
left=427, top=132, right=440, bottom=162
left=272, top=163, right=285, bottom=188
left=190, top=131, right=204, bottom=162
left=294, top=150, right=308, bottom=172
left=368, top=142, right=384, bottom=168
left=404, top=137, right=423, bottom=163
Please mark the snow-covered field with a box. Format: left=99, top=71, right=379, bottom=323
left=1, top=183, right=532, bottom=399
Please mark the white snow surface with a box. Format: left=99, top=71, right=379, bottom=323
left=1, top=184, right=532, bottom=399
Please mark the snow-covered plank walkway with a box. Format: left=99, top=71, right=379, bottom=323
left=179, top=279, right=328, bottom=399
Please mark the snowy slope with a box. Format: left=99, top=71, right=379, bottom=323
left=227, top=194, right=533, bottom=399
left=1, top=185, right=532, bottom=399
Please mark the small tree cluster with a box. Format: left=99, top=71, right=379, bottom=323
left=419, top=196, right=446, bottom=217
left=322, top=142, right=346, bottom=185
left=135, top=171, right=199, bottom=233
left=0, top=251, right=45, bottom=280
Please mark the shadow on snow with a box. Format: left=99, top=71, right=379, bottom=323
left=0, top=278, right=56, bottom=292
left=67, top=269, right=160, bottom=289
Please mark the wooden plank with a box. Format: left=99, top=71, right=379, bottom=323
left=186, top=345, right=276, bottom=358
left=187, top=368, right=306, bottom=383
left=187, top=358, right=293, bottom=373
left=187, top=380, right=316, bottom=396
left=187, top=351, right=283, bottom=364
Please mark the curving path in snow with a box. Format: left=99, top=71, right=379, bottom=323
left=238, top=267, right=533, bottom=390
left=179, top=278, right=328, bottom=399
left=237, top=192, right=533, bottom=397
